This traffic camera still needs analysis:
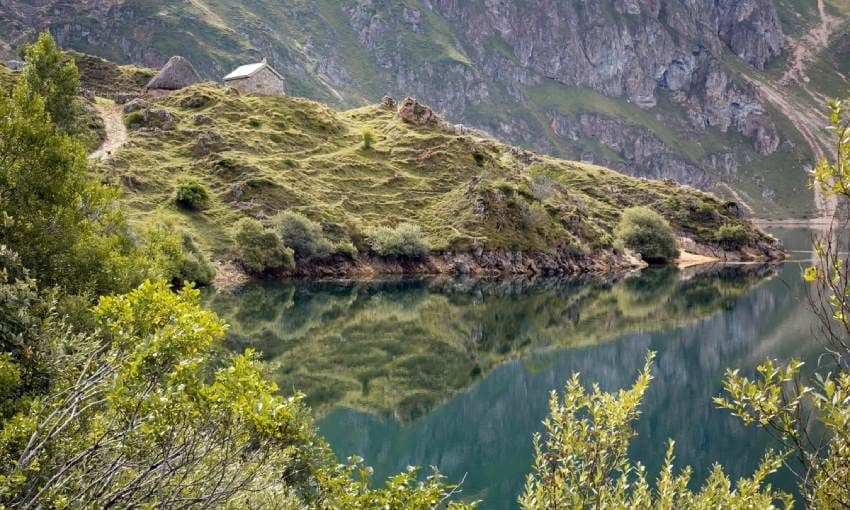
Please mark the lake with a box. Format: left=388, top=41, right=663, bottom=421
left=205, top=228, right=823, bottom=508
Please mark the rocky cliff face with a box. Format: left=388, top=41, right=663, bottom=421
left=0, top=0, right=823, bottom=217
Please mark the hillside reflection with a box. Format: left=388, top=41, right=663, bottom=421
left=206, top=263, right=778, bottom=420
left=316, top=261, right=818, bottom=507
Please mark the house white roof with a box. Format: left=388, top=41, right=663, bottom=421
left=223, top=61, right=284, bottom=81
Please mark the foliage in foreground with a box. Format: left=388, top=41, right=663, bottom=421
left=21, top=32, right=80, bottom=133
left=0, top=41, right=143, bottom=297
left=520, top=353, right=792, bottom=509
left=614, top=206, right=679, bottom=264
left=0, top=280, right=474, bottom=509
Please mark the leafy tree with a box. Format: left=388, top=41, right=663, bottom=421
left=614, top=206, right=679, bottom=264
left=0, top=247, right=84, bottom=423
left=274, top=211, right=334, bottom=262
left=21, top=32, right=80, bottom=133
left=520, top=353, right=791, bottom=509
left=0, top=79, right=140, bottom=296
left=0, top=281, right=475, bottom=509
left=234, top=217, right=295, bottom=273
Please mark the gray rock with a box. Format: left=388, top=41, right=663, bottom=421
left=123, top=98, right=149, bottom=113
left=397, top=97, right=439, bottom=126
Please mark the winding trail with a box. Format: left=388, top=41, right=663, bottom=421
left=89, top=101, right=128, bottom=161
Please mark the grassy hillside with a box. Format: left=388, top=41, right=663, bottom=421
left=68, top=51, right=155, bottom=96
left=102, top=84, right=773, bottom=261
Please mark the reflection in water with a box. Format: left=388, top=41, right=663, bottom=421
left=204, top=226, right=824, bottom=508
left=206, top=264, right=777, bottom=421
left=315, top=262, right=818, bottom=508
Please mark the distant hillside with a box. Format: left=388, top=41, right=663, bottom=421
left=98, top=83, right=778, bottom=273
left=3, top=1, right=848, bottom=219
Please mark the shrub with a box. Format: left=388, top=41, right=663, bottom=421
left=368, top=223, right=430, bottom=258
left=614, top=206, right=679, bottom=264
left=233, top=218, right=294, bottom=274
left=529, top=173, right=557, bottom=201
left=247, top=117, right=262, bottom=128
left=715, top=224, right=749, bottom=249
left=175, top=233, right=216, bottom=285
left=124, top=110, right=144, bottom=129
left=143, top=226, right=216, bottom=286
left=333, top=240, right=359, bottom=260
left=273, top=211, right=333, bottom=262
left=362, top=128, right=375, bottom=150
left=473, top=152, right=485, bottom=166
left=175, top=180, right=210, bottom=210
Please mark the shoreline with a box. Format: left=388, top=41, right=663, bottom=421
left=212, top=243, right=785, bottom=290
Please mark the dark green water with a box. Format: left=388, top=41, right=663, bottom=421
left=206, top=228, right=823, bottom=508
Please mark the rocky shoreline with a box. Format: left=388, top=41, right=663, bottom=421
left=213, top=239, right=786, bottom=288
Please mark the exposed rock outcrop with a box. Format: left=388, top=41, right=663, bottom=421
left=397, top=97, right=440, bottom=126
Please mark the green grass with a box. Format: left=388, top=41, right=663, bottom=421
left=101, top=83, right=773, bottom=260
left=68, top=51, right=155, bottom=96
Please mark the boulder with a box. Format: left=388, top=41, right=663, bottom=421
left=193, top=130, right=225, bottom=156
left=397, top=97, right=439, bottom=126
left=381, top=95, right=397, bottom=109
left=123, top=98, right=149, bottom=113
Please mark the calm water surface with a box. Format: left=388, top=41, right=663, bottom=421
left=206, top=228, right=822, bottom=508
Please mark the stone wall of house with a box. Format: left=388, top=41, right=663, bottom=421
left=226, top=67, right=285, bottom=96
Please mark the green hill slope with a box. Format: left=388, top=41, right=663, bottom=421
left=100, top=84, right=778, bottom=270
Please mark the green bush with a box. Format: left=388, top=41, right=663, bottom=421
left=175, top=233, right=216, bottom=285
left=175, top=180, right=210, bottom=210
left=714, top=224, right=749, bottom=249
left=124, top=110, right=144, bottom=129
left=362, top=128, right=375, bottom=150
left=614, top=207, right=679, bottom=264
left=333, top=240, right=359, bottom=260
left=143, top=226, right=216, bottom=286
left=233, top=218, right=294, bottom=274
left=273, top=211, right=333, bottom=262
left=368, top=223, right=430, bottom=258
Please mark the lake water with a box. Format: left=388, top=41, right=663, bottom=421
left=206, top=228, right=823, bottom=508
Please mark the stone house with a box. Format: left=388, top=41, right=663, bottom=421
left=223, top=59, right=285, bottom=96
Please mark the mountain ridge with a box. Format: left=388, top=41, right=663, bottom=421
left=2, top=0, right=848, bottom=219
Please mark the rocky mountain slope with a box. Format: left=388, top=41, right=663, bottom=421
left=2, top=0, right=848, bottom=218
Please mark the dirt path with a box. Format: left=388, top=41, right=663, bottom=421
left=89, top=101, right=128, bottom=161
